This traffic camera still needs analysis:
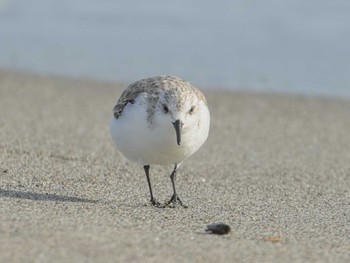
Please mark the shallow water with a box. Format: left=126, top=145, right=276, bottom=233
left=0, top=0, right=349, bottom=98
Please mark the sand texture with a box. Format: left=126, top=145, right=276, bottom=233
left=0, top=71, right=349, bottom=262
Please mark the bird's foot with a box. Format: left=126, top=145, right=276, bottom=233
left=164, top=194, right=188, bottom=208
left=150, top=198, right=166, bottom=208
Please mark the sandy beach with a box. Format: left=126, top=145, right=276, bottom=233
left=0, top=70, right=349, bottom=262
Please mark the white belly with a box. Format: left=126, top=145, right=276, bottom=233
left=110, top=99, right=210, bottom=165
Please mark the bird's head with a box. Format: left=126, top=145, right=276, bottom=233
left=156, top=89, right=200, bottom=146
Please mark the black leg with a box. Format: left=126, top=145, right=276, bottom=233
left=165, top=164, right=188, bottom=208
left=143, top=165, right=163, bottom=207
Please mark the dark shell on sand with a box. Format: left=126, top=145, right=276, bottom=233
left=205, top=223, right=231, bottom=235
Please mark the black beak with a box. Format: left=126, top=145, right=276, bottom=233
left=172, top=119, right=183, bottom=145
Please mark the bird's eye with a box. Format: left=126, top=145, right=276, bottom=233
left=189, top=106, right=195, bottom=115
left=162, top=104, right=169, bottom=113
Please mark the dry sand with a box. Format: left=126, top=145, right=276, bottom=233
left=0, top=70, right=349, bottom=262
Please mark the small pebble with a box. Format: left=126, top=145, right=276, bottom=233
left=205, top=223, right=231, bottom=235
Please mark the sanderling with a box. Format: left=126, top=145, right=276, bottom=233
left=110, top=76, right=210, bottom=208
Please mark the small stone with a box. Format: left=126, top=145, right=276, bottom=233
left=205, top=223, right=231, bottom=235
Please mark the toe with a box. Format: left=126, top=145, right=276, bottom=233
left=151, top=199, right=165, bottom=208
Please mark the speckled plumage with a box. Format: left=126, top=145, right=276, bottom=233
left=113, top=76, right=207, bottom=123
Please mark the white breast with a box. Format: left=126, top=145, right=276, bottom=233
left=110, top=95, right=210, bottom=165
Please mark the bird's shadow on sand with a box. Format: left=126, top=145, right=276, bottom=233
left=0, top=189, right=97, bottom=203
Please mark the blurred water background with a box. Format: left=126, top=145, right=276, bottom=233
left=0, top=0, right=349, bottom=98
